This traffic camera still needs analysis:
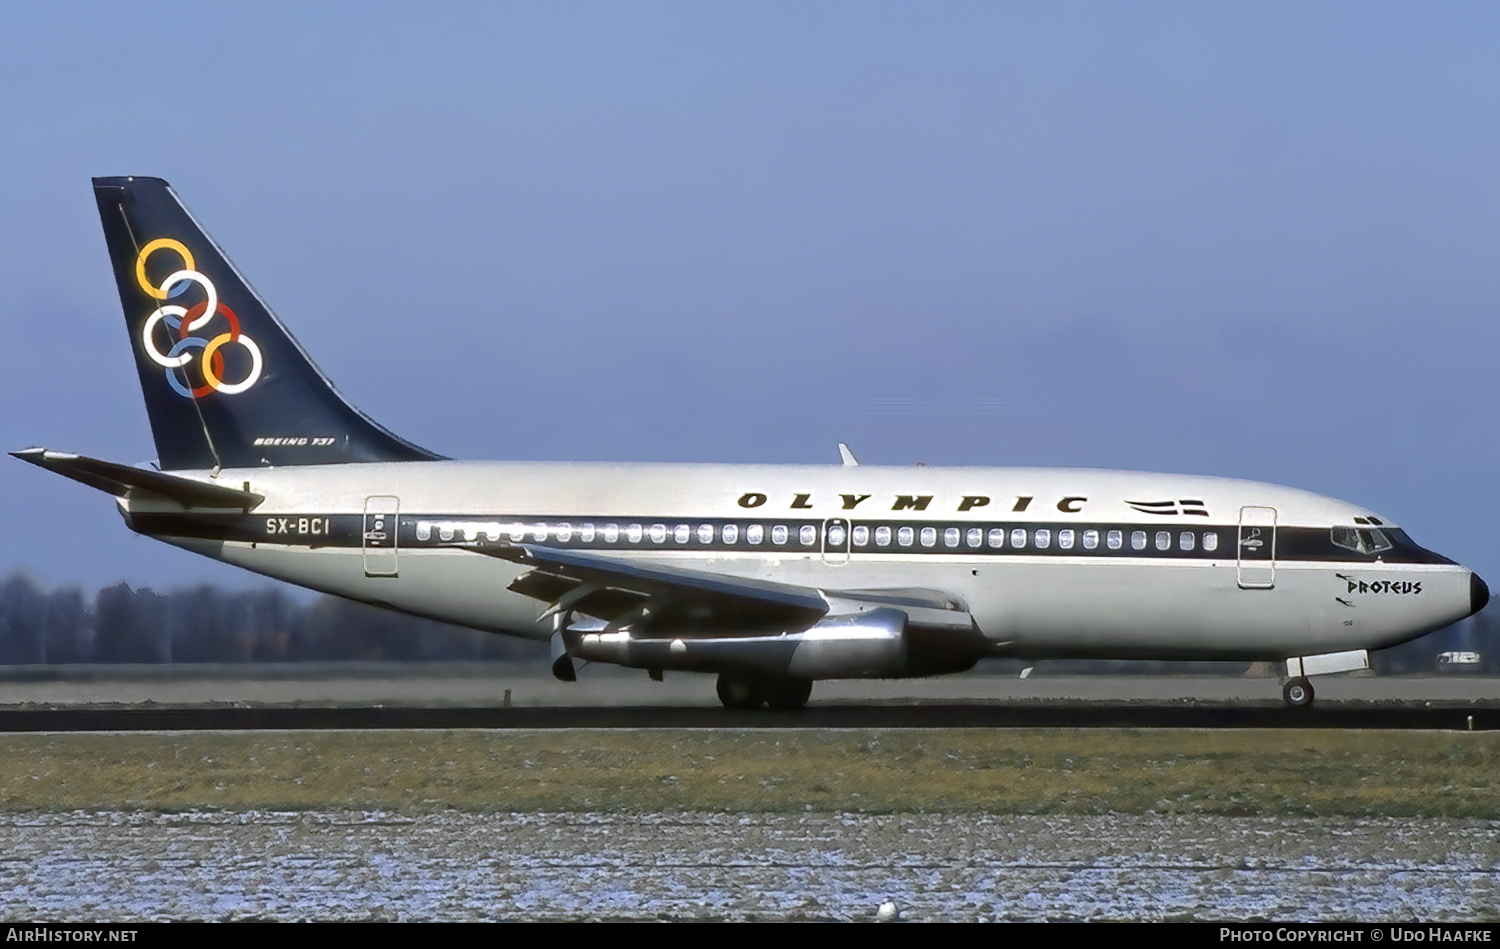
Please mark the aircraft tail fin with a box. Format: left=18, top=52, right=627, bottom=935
left=92, top=176, right=444, bottom=470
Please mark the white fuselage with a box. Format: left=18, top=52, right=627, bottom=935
left=126, top=460, right=1479, bottom=663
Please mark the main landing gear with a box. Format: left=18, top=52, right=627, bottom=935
left=716, top=673, right=813, bottom=711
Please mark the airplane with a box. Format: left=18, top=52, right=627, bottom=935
left=13, top=176, right=1490, bottom=710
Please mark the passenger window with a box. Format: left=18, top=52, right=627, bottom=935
left=1083, top=529, right=1099, bottom=550
left=532, top=523, right=549, bottom=541
left=772, top=525, right=789, bottom=545
left=898, top=526, right=914, bottom=547
left=1107, top=530, right=1122, bottom=550
left=943, top=527, right=959, bottom=547
left=603, top=523, right=620, bottom=543
left=875, top=526, right=892, bottom=547
left=626, top=523, right=643, bottom=543
left=1131, top=530, right=1147, bottom=550
left=920, top=527, right=937, bottom=547
left=827, top=524, right=847, bottom=547
left=507, top=523, right=526, bottom=542
left=1058, top=529, right=1074, bottom=550
left=1179, top=531, right=1194, bottom=551
left=649, top=524, right=668, bottom=544
left=853, top=526, right=870, bottom=547
left=580, top=524, right=596, bottom=544
left=673, top=524, right=690, bottom=544
left=416, top=522, right=431, bottom=542
left=746, top=524, right=764, bottom=545
left=1035, top=529, right=1051, bottom=549
left=697, top=524, right=714, bottom=544
left=1011, top=528, right=1027, bottom=549
left=1202, top=532, right=1218, bottom=552
left=800, top=524, right=817, bottom=546
left=987, top=528, right=1005, bottom=548
left=439, top=525, right=455, bottom=542
left=967, top=528, right=983, bottom=548
left=556, top=524, right=574, bottom=543
left=722, top=524, right=739, bottom=544
left=1155, top=531, right=1170, bottom=551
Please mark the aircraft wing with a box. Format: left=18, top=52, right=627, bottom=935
left=467, top=542, right=974, bottom=635
left=10, top=448, right=264, bottom=510
left=471, top=542, right=829, bottom=632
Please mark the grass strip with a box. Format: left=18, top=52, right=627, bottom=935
left=0, top=728, right=1496, bottom=816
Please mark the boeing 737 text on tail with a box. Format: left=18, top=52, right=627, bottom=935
left=13, top=177, right=1489, bottom=708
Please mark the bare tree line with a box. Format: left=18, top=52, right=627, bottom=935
left=0, top=572, right=545, bottom=665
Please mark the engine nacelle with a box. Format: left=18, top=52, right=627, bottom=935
left=787, top=608, right=907, bottom=678
left=570, top=607, right=916, bottom=679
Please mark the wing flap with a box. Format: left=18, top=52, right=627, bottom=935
left=467, top=542, right=976, bottom=637
left=477, top=542, right=829, bottom=633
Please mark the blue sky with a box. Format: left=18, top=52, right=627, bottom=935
left=2, top=2, right=1498, bottom=592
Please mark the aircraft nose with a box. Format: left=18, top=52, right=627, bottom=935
left=1472, top=572, right=1490, bottom=616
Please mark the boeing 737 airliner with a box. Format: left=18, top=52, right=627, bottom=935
left=13, top=177, right=1489, bottom=708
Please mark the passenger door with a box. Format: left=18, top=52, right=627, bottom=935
left=1236, top=506, right=1276, bottom=589
left=363, top=495, right=400, bottom=578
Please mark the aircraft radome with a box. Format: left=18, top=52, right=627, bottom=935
left=14, top=177, right=1489, bottom=709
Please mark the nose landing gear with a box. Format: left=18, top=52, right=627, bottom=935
left=1282, top=676, right=1314, bottom=708
left=1279, top=650, right=1368, bottom=709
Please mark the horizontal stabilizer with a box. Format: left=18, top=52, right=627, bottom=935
left=10, top=448, right=264, bottom=510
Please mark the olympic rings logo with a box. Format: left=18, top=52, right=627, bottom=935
left=135, top=238, right=263, bottom=399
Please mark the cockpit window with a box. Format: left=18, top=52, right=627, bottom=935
left=1331, top=524, right=1394, bottom=555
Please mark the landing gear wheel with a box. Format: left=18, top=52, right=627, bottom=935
left=716, top=674, right=812, bottom=710
left=716, top=674, right=763, bottom=710
left=1283, top=677, right=1315, bottom=708
left=765, top=677, right=813, bottom=711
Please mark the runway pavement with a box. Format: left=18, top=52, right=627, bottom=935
left=0, top=702, right=1493, bottom=731
left=1, top=663, right=1497, bottom=730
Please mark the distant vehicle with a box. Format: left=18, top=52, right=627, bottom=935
left=1436, top=651, right=1484, bottom=672
left=12, top=176, right=1492, bottom=709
